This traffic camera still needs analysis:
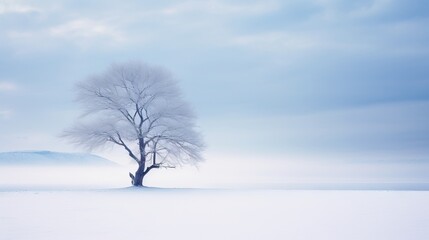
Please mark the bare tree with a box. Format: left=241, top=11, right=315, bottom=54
left=63, top=62, right=204, bottom=186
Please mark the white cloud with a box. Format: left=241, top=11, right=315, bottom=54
left=49, top=19, right=126, bottom=44
left=0, top=81, right=17, bottom=91
left=4, top=18, right=127, bottom=52
left=161, top=0, right=280, bottom=16
left=0, top=0, right=40, bottom=15
left=1, top=1, right=279, bottom=53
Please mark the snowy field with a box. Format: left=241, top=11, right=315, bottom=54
left=0, top=153, right=428, bottom=240
left=1, top=188, right=428, bottom=240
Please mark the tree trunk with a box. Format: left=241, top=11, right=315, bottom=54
left=133, top=163, right=145, bottom=186
left=132, top=137, right=147, bottom=186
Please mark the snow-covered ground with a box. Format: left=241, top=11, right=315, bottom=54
left=1, top=189, right=428, bottom=240
left=0, top=152, right=428, bottom=239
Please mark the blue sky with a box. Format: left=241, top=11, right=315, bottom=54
left=1, top=0, right=428, bottom=184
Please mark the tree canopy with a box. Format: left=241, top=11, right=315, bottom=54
left=63, top=62, right=204, bottom=186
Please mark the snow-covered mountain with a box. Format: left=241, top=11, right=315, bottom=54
left=0, top=151, right=117, bottom=166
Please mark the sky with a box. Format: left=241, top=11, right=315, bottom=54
left=0, top=0, right=428, bottom=185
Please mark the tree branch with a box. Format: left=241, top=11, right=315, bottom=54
left=115, top=133, right=139, bottom=162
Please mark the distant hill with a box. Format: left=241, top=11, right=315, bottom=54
left=0, top=151, right=117, bottom=166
